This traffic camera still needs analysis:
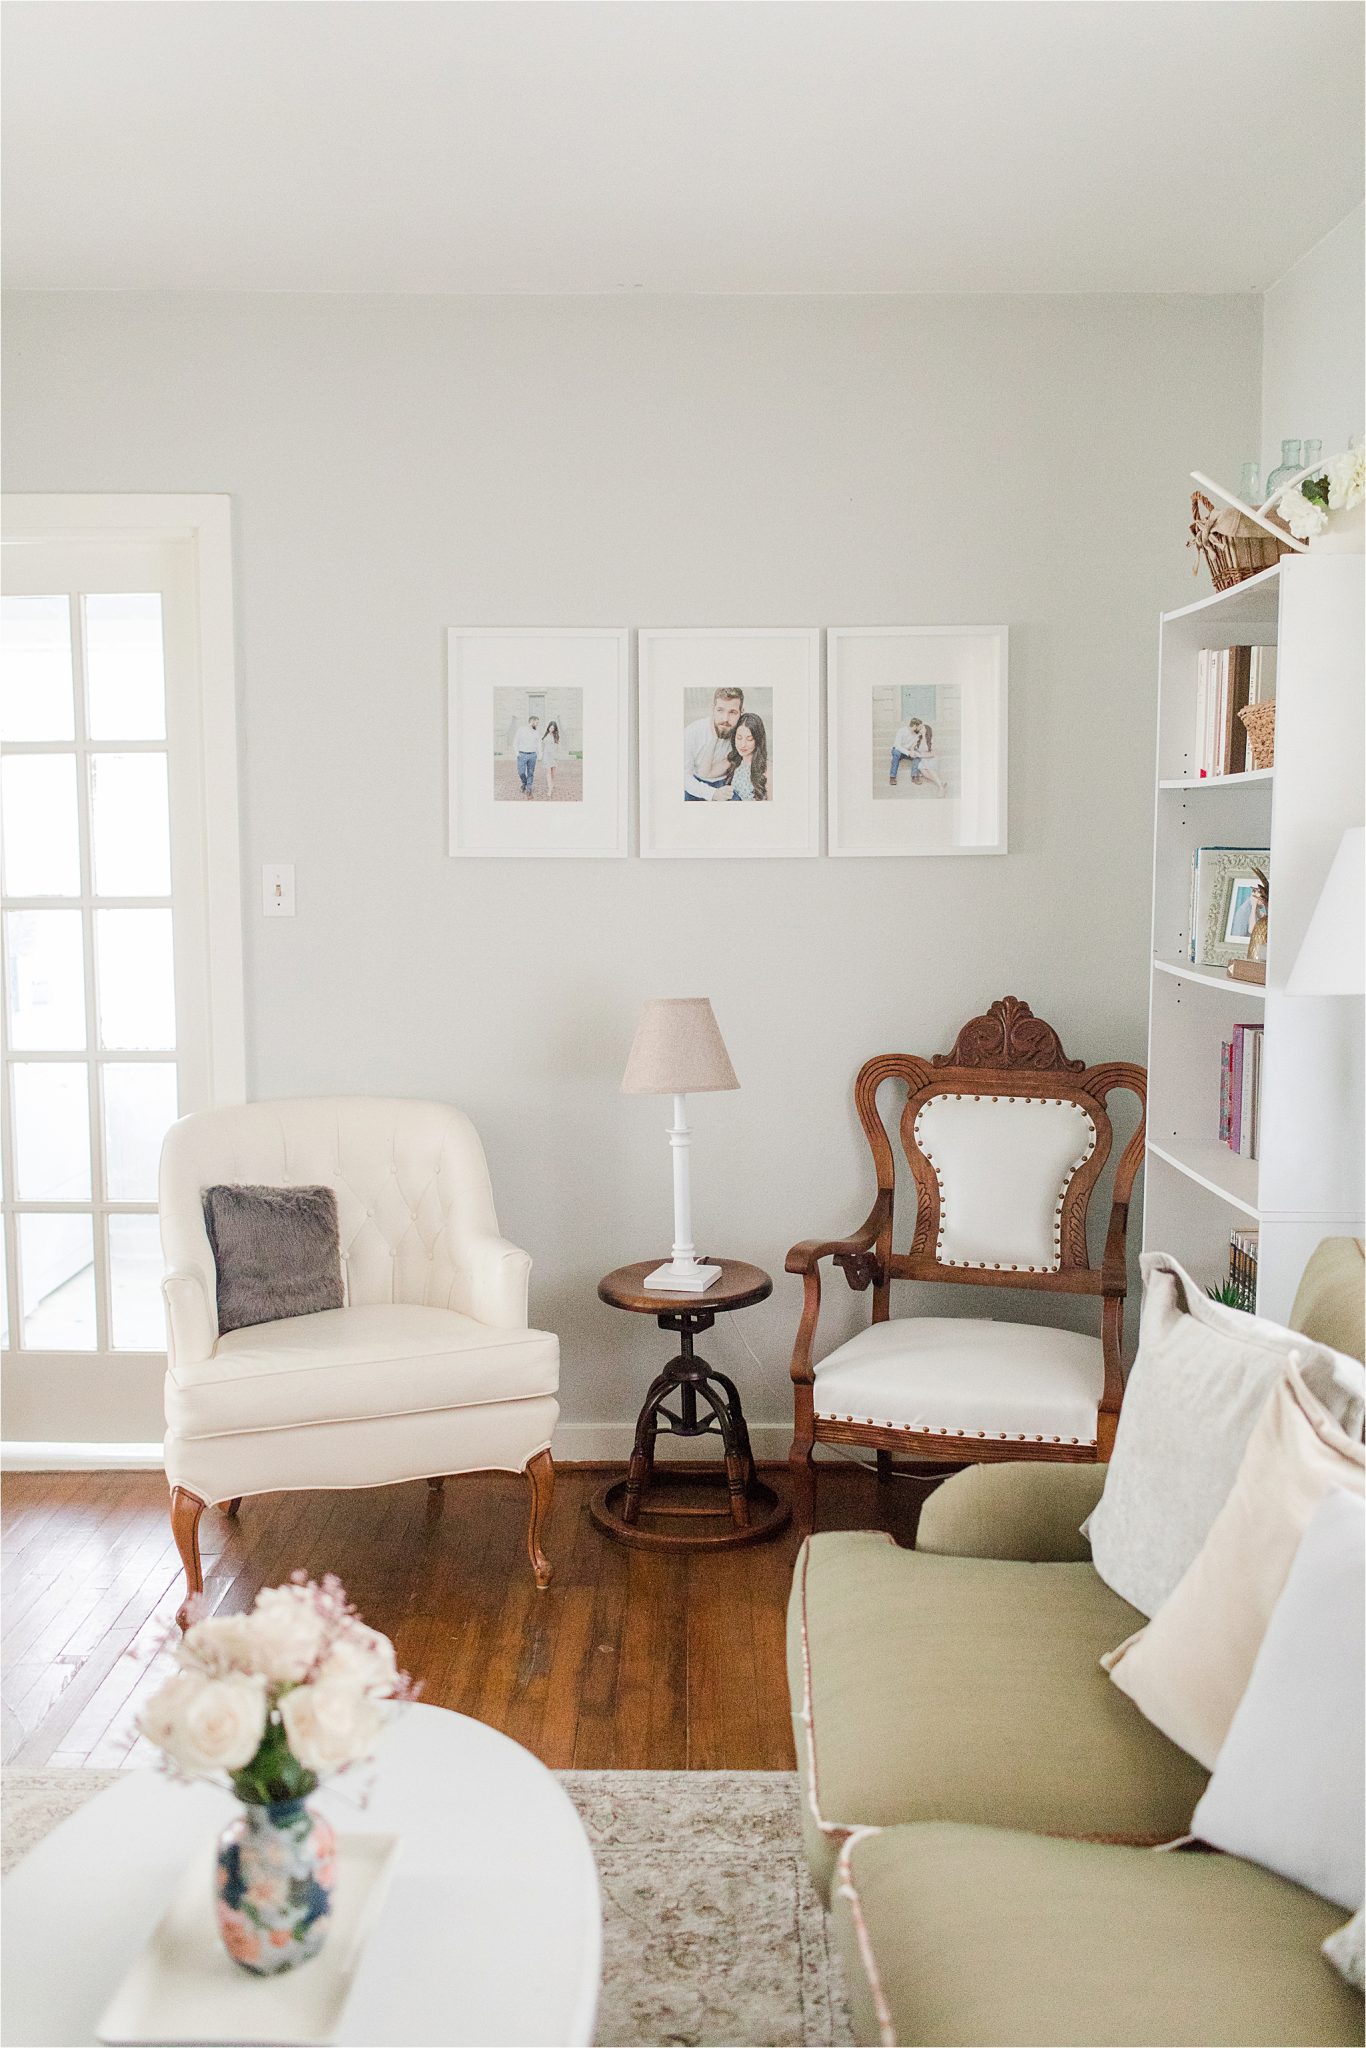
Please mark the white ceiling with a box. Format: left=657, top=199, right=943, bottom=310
left=3, top=1, right=1361, bottom=296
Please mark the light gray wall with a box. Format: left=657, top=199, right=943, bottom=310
left=1262, top=202, right=1365, bottom=479
left=2, top=290, right=1261, bottom=1451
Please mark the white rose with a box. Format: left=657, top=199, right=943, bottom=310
left=279, top=1679, right=385, bottom=1774
left=1326, top=448, right=1365, bottom=512
left=139, top=1670, right=268, bottom=1776
left=178, top=1614, right=260, bottom=1678
left=1278, top=486, right=1328, bottom=541
left=245, top=1585, right=329, bottom=1682
left=318, top=1623, right=398, bottom=1698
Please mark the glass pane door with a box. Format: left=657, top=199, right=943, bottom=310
left=1, top=546, right=190, bottom=1363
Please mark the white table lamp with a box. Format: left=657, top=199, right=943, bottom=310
left=622, top=997, right=739, bottom=1292
left=1286, top=827, right=1365, bottom=995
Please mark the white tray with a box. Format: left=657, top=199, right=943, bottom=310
left=97, top=1832, right=400, bottom=2046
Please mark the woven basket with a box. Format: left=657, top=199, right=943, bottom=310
left=1188, top=492, right=1292, bottom=592
left=1239, top=699, right=1276, bottom=769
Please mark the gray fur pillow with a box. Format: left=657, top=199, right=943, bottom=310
left=203, top=1184, right=344, bottom=1336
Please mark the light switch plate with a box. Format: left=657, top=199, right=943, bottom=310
left=262, top=863, right=295, bottom=917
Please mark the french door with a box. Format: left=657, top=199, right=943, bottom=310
left=1, top=501, right=241, bottom=1444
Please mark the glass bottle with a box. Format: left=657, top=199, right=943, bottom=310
left=1265, top=439, right=1303, bottom=498
left=1238, top=460, right=1261, bottom=506
left=1301, top=437, right=1323, bottom=473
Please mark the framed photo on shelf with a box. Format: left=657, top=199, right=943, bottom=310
left=447, top=628, right=629, bottom=858
left=827, top=626, right=1008, bottom=857
left=638, top=628, right=820, bottom=859
left=1190, top=845, right=1271, bottom=967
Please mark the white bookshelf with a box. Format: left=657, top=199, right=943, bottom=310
left=1144, top=554, right=1365, bottom=1323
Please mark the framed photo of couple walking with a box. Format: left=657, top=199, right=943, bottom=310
left=826, top=625, right=1008, bottom=857
left=638, top=628, right=821, bottom=859
left=447, top=627, right=630, bottom=858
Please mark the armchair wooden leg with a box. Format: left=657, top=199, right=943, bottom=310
left=524, top=1449, right=554, bottom=1590
left=170, top=1487, right=206, bottom=1631
left=789, top=1440, right=816, bottom=1537
left=224, top=1497, right=242, bottom=1518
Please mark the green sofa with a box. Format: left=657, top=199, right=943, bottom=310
left=787, top=1242, right=1366, bottom=2046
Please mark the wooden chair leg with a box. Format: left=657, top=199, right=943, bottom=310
left=524, top=1449, right=554, bottom=1590
left=170, top=1486, right=206, bottom=1630
left=789, top=1440, right=816, bottom=1537
left=224, top=1497, right=242, bottom=1518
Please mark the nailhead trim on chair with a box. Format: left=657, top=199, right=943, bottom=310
left=914, top=1094, right=1097, bottom=1274
left=813, top=1409, right=1094, bottom=1447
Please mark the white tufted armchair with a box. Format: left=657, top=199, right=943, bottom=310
left=159, top=1097, right=558, bottom=1624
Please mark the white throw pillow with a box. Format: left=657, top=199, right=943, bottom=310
left=1085, top=1254, right=1365, bottom=1617
left=1189, top=1489, right=1365, bottom=1912
left=1324, top=1911, right=1365, bottom=1993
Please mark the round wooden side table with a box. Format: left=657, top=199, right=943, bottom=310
left=590, top=1259, right=790, bottom=1550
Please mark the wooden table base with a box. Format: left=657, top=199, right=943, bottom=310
left=589, top=1466, right=789, bottom=1550
left=589, top=1303, right=790, bottom=1550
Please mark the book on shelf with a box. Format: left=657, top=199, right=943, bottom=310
left=1225, top=1228, right=1260, bottom=1312
left=1193, top=644, right=1276, bottom=779
left=1217, top=1023, right=1263, bottom=1158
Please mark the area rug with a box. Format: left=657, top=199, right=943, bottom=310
left=2, top=1767, right=852, bottom=2048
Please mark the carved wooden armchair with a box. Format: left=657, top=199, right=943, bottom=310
left=787, top=998, right=1146, bottom=1532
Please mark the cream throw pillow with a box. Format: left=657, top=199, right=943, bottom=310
left=1103, top=1364, right=1366, bottom=1768
left=1189, top=1490, right=1364, bottom=1910
left=1085, top=1254, right=1365, bottom=1618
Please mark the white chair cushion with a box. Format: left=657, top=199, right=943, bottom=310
left=166, top=1303, right=559, bottom=1440
left=913, top=1094, right=1097, bottom=1272
left=813, top=1316, right=1104, bottom=1447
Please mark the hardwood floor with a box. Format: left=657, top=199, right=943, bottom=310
left=1, top=1464, right=915, bottom=1772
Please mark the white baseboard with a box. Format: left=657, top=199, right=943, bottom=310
left=1, top=1428, right=857, bottom=1472
left=549, top=1423, right=851, bottom=1464
left=2, top=1440, right=165, bottom=1471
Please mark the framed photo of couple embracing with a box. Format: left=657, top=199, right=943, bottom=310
left=638, top=628, right=821, bottom=859
left=827, top=625, right=1008, bottom=857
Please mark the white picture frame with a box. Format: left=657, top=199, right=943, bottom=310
left=448, top=627, right=629, bottom=858
left=638, top=628, right=821, bottom=859
left=827, top=626, right=1008, bottom=857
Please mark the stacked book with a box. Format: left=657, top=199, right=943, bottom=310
left=1218, top=1023, right=1263, bottom=1159
left=1225, top=1228, right=1260, bottom=1312
left=1193, top=644, right=1276, bottom=778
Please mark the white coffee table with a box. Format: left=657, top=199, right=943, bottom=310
left=1, top=1702, right=601, bottom=2047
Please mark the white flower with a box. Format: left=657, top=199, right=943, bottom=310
left=139, top=1670, right=268, bottom=1776
left=279, top=1679, right=385, bottom=1774
left=178, top=1614, right=260, bottom=1678
left=1326, top=446, right=1365, bottom=512
left=246, top=1585, right=329, bottom=1682
left=1278, top=485, right=1329, bottom=541
left=317, top=1623, right=398, bottom=1698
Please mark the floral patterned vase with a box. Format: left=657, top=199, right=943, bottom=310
left=215, top=1799, right=337, bottom=1974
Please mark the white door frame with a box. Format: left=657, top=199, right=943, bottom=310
left=2, top=494, right=243, bottom=1459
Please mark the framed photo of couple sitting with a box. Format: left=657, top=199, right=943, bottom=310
left=638, top=628, right=821, bottom=859
left=827, top=625, right=1008, bottom=857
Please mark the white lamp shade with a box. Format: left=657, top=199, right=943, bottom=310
left=621, top=998, right=739, bottom=1094
left=1286, top=828, right=1366, bottom=996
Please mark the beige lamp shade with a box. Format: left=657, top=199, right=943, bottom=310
left=622, top=998, right=739, bottom=1095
